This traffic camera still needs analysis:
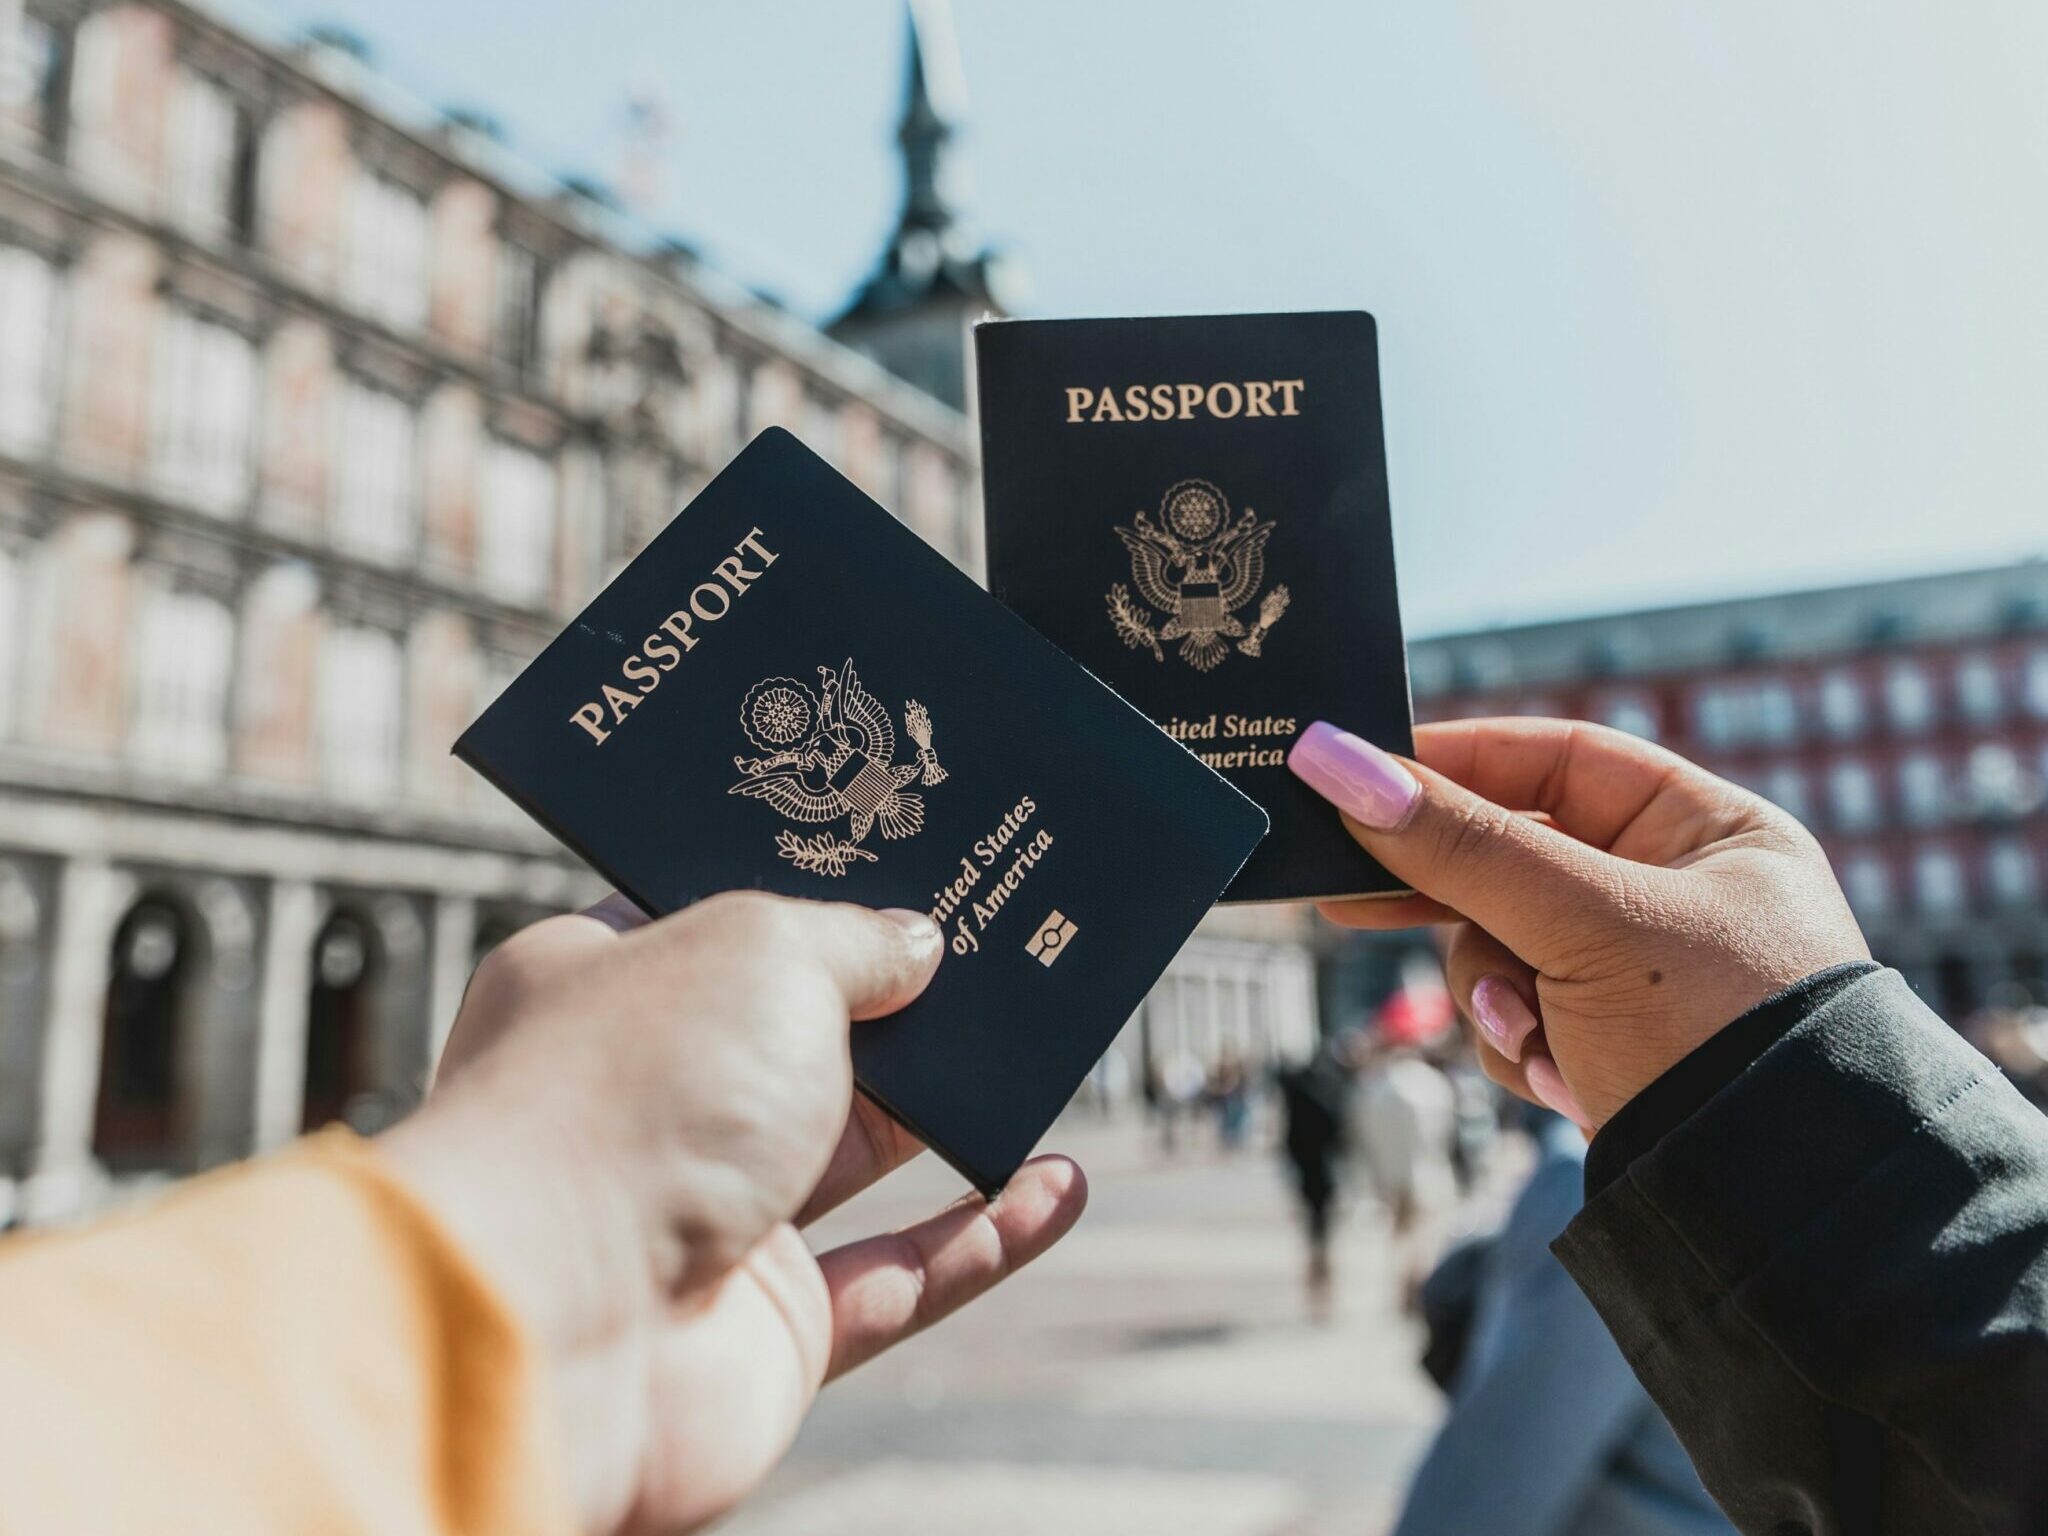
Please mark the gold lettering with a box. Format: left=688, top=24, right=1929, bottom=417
left=1060, top=380, right=1304, bottom=424
left=570, top=526, right=784, bottom=745
left=688, top=582, right=731, bottom=622
left=714, top=555, right=762, bottom=595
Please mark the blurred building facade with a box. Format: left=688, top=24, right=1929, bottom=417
left=0, top=0, right=1313, bottom=1218
left=1330, top=562, right=2048, bottom=1028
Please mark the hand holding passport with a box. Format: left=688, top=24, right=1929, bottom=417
left=459, top=426, right=1277, bottom=1193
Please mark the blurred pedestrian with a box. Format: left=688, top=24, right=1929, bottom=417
left=1353, top=981, right=1458, bottom=1310
left=1209, top=1042, right=1251, bottom=1150
left=1157, top=1045, right=1207, bottom=1154
left=1278, top=1035, right=1353, bottom=1317
left=1395, top=1107, right=1731, bottom=1536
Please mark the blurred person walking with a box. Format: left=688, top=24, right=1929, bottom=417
left=1209, top=1042, right=1252, bottom=1150
left=1396, top=1106, right=1730, bottom=1536
left=1278, top=1034, right=1353, bottom=1316
left=1352, top=976, right=1458, bottom=1310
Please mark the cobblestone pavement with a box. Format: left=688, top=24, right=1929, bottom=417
left=722, top=1113, right=1514, bottom=1536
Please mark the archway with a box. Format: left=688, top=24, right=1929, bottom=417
left=302, top=909, right=379, bottom=1131
left=93, top=895, right=193, bottom=1171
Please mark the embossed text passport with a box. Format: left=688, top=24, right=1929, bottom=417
left=456, top=428, right=1266, bottom=1193
left=976, top=311, right=1415, bottom=903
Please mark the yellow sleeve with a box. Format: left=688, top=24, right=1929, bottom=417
left=0, top=1129, right=572, bottom=1536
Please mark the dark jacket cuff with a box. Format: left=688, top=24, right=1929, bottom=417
left=1583, top=961, right=1880, bottom=1199
left=1555, top=966, right=1994, bottom=1359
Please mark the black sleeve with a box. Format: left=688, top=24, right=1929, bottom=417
left=1554, top=966, right=2048, bottom=1535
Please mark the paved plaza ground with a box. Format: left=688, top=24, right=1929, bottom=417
left=724, top=1113, right=1513, bottom=1536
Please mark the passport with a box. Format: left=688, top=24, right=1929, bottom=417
left=455, top=429, right=1267, bottom=1194
left=975, top=311, right=1415, bottom=903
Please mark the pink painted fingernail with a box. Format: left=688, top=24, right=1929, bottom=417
left=1471, top=975, right=1538, bottom=1063
left=1287, top=722, right=1421, bottom=830
left=1525, top=1054, right=1591, bottom=1130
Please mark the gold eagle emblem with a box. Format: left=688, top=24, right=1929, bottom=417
left=1106, top=479, right=1289, bottom=671
left=728, top=658, right=945, bottom=876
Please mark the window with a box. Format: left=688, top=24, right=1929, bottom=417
left=0, top=546, right=16, bottom=739
left=1599, top=692, right=1659, bottom=742
left=0, top=6, right=67, bottom=151
left=493, top=239, right=540, bottom=374
left=1818, top=670, right=1866, bottom=739
left=1829, top=759, right=1882, bottom=832
left=1987, top=839, right=2039, bottom=908
left=1841, top=854, right=1892, bottom=919
left=319, top=625, right=403, bottom=802
left=2026, top=649, right=2048, bottom=720
left=1954, top=653, right=2005, bottom=726
left=150, top=310, right=256, bottom=512
left=1885, top=661, right=1936, bottom=733
left=479, top=442, right=554, bottom=608
left=1761, top=766, right=1812, bottom=825
left=1897, top=753, right=1947, bottom=826
left=0, top=244, right=60, bottom=453
left=129, top=588, right=233, bottom=777
left=1694, top=686, right=1738, bottom=748
left=1913, top=847, right=1967, bottom=915
left=344, top=171, right=429, bottom=330
left=801, top=394, right=840, bottom=464
left=332, top=383, right=417, bottom=563
left=1966, top=743, right=2029, bottom=820
left=166, top=72, right=255, bottom=243
left=1694, top=681, right=1796, bottom=749
left=1756, top=682, right=1797, bottom=744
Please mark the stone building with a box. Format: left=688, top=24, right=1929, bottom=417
left=1329, top=561, right=2048, bottom=1029
left=0, top=0, right=985, bottom=1221
left=0, top=0, right=1317, bottom=1218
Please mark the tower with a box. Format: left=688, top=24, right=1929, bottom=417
left=830, top=0, right=1014, bottom=412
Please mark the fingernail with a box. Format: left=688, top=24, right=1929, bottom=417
left=1525, top=1054, right=1591, bottom=1130
left=1287, top=721, right=1421, bottom=830
left=1471, top=975, right=1538, bottom=1063
left=880, top=908, right=941, bottom=948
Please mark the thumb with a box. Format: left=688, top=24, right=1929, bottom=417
left=1288, top=721, right=1632, bottom=969
left=761, top=897, right=945, bottom=1021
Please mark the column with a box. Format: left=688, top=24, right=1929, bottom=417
left=27, top=858, right=133, bottom=1218
left=424, top=893, right=477, bottom=1081
left=251, top=878, right=321, bottom=1152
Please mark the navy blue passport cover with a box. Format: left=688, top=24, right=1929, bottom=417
left=455, top=429, right=1267, bottom=1194
left=975, top=311, right=1414, bottom=904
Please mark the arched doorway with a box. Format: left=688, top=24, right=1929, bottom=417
left=94, top=895, right=192, bottom=1171
left=303, top=910, right=379, bottom=1132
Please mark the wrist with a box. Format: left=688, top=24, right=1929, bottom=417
left=377, top=1072, right=657, bottom=1389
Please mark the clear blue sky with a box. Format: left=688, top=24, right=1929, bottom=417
left=248, top=0, right=2048, bottom=638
